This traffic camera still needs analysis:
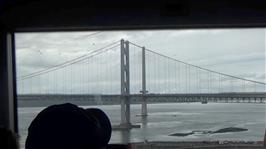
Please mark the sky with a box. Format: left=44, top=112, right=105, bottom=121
left=15, top=29, right=266, bottom=94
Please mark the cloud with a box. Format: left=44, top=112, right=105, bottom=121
left=190, top=52, right=265, bottom=67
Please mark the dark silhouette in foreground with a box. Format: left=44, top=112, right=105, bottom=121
left=0, top=127, right=19, bottom=149
left=26, top=103, right=111, bottom=149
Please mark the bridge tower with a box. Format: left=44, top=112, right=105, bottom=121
left=140, top=46, right=148, bottom=116
left=120, top=39, right=131, bottom=127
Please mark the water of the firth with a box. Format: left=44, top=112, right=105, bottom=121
left=18, top=103, right=266, bottom=148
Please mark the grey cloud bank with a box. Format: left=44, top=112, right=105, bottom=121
left=15, top=29, right=266, bottom=86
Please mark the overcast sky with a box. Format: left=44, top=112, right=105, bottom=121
left=15, top=29, right=266, bottom=94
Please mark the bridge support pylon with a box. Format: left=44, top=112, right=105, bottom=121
left=141, top=46, right=148, bottom=117
left=117, top=39, right=142, bottom=130
left=120, top=39, right=131, bottom=128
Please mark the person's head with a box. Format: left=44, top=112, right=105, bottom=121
left=26, top=103, right=112, bottom=149
left=0, top=127, right=19, bottom=149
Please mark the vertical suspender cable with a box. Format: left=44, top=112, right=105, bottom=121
left=178, top=63, right=180, bottom=93
left=188, top=65, right=190, bottom=93
left=174, top=62, right=177, bottom=93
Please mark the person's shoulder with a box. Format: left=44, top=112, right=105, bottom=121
left=0, top=127, right=19, bottom=149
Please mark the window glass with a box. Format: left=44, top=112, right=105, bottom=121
left=16, top=29, right=266, bottom=149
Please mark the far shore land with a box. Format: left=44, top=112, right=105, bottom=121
left=17, top=99, right=265, bottom=108
left=17, top=99, right=202, bottom=107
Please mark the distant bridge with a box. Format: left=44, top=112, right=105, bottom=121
left=17, top=39, right=266, bottom=128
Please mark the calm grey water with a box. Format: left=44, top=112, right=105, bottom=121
left=18, top=103, right=266, bottom=148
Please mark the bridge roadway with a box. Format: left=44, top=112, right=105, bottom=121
left=18, top=92, right=266, bottom=104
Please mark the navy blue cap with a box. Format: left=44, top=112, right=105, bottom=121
left=26, top=103, right=112, bottom=149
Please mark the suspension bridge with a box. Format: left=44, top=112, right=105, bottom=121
left=17, top=39, right=266, bottom=128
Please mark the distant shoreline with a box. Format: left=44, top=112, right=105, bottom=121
left=18, top=100, right=165, bottom=107
left=129, top=141, right=265, bottom=149
left=18, top=100, right=205, bottom=108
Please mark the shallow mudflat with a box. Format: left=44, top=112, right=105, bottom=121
left=170, top=127, right=248, bottom=137
left=213, top=127, right=248, bottom=133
